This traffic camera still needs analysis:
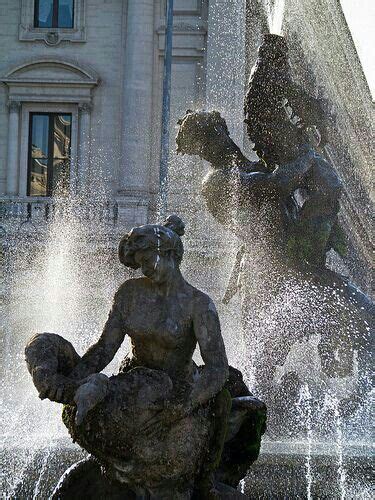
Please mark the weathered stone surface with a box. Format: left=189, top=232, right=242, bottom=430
left=176, top=34, right=373, bottom=427
left=25, top=215, right=266, bottom=498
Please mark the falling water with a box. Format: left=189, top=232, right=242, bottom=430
left=1, top=185, right=131, bottom=496
left=324, top=394, right=348, bottom=500
left=297, top=384, right=313, bottom=500
left=265, top=0, right=286, bottom=35
left=239, top=478, right=246, bottom=494
left=1, top=0, right=373, bottom=497
left=31, top=446, right=52, bottom=500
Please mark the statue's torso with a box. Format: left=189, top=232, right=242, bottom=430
left=117, top=278, right=198, bottom=381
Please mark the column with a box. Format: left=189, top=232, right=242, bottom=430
left=78, top=102, right=92, bottom=194
left=118, top=0, right=155, bottom=225
left=6, top=101, right=21, bottom=196
left=206, top=0, right=247, bottom=146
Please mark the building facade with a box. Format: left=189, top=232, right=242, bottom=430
left=0, top=0, right=213, bottom=227
left=0, top=0, right=373, bottom=293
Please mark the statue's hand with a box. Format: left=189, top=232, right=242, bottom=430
left=73, top=373, right=109, bottom=426
left=33, top=367, right=77, bottom=404
left=37, top=380, right=67, bottom=403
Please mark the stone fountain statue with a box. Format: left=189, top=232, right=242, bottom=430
left=176, top=34, right=373, bottom=423
left=25, top=215, right=266, bottom=499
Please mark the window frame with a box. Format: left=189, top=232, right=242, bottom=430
left=19, top=103, right=78, bottom=199
left=34, top=0, right=75, bottom=30
left=19, top=0, right=85, bottom=45
left=27, top=111, right=72, bottom=197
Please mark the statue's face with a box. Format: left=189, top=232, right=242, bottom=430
left=134, top=248, right=176, bottom=284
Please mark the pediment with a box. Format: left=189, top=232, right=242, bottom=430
left=1, top=59, right=99, bottom=87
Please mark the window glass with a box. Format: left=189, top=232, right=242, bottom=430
left=29, top=113, right=72, bottom=197
left=34, top=0, right=74, bottom=29
left=58, top=0, right=74, bottom=28
left=31, top=114, right=49, bottom=158
left=30, top=158, right=48, bottom=196
left=53, top=114, right=71, bottom=158
left=35, top=0, right=54, bottom=28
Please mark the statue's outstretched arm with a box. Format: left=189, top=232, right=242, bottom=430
left=191, top=295, right=229, bottom=409
left=177, top=110, right=270, bottom=227
left=176, top=110, right=259, bottom=171
left=70, top=293, right=126, bottom=380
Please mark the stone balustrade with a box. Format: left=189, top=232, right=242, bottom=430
left=0, top=197, right=119, bottom=234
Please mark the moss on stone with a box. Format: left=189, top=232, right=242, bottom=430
left=286, top=218, right=337, bottom=265
left=328, top=222, right=348, bottom=257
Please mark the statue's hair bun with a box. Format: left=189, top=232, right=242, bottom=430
left=163, top=214, right=185, bottom=236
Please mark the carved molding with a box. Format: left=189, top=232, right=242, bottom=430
left=157, top=22, right=207, bottom=34
left=7, top=101, right=21, bottom=113
left=162, top=0, right=203, bottom=16
left=78, top=102, right=93, bottom=113
left=1, top=58, right=99, bottom=105
left=19, top=0, right=86, bottom=45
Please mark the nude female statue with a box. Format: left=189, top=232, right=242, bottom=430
left=25, top=215, right=266, bottom=499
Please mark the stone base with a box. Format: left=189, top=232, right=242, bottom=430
left=246, top=441, right=374, bottom=499
left=115, top=193, right=149, bottom=227
left=52, top=457, right=247, bottom=499
left=3, top=441, right=373, bottom=498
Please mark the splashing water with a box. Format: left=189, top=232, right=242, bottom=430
left=1, top=187, right=131, bottom=496
left=297, top=384, right=313, bottom=499
left=154, top=227, right=162, bottom=270
left=32, top=445, right=52, bottom=500
left=324, top=394, right=348, bottom=500
left=1, top=0, right=373, bottom=496
left=239, top=478, right=246, bottom=494
left=265, top=0, right=286, bottom=35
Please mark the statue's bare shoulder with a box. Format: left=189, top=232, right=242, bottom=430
left=186, top=284, right=219, bottom=321
left=114, top=277, right=151, bottom=300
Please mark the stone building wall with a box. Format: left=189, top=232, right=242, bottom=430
left=0, top=0, right=125, bottom=197
left=0, top=0, right=216, bottom=228
left=281, top=0, right=374, bottom=294
left=0, top=0, right=371, bottom=296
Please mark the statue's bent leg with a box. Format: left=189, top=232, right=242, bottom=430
left=214, top=367, right=266, bottom=489
left=52, top=457, right=136, bottom=500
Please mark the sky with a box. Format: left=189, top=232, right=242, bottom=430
left=340, top=0, right=375, bottom=98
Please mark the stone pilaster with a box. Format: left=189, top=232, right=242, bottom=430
left=78, top=102, right=92, bottom=193
left=117, top=0, right=155, bottom=225
left=6, top=100, right=21, bottom=196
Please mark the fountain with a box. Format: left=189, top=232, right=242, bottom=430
left=1, top=2, right=373, bottom=498
left=176, top=29, right=373, bottom=497
left=23, top=215, right=266, bottom=498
